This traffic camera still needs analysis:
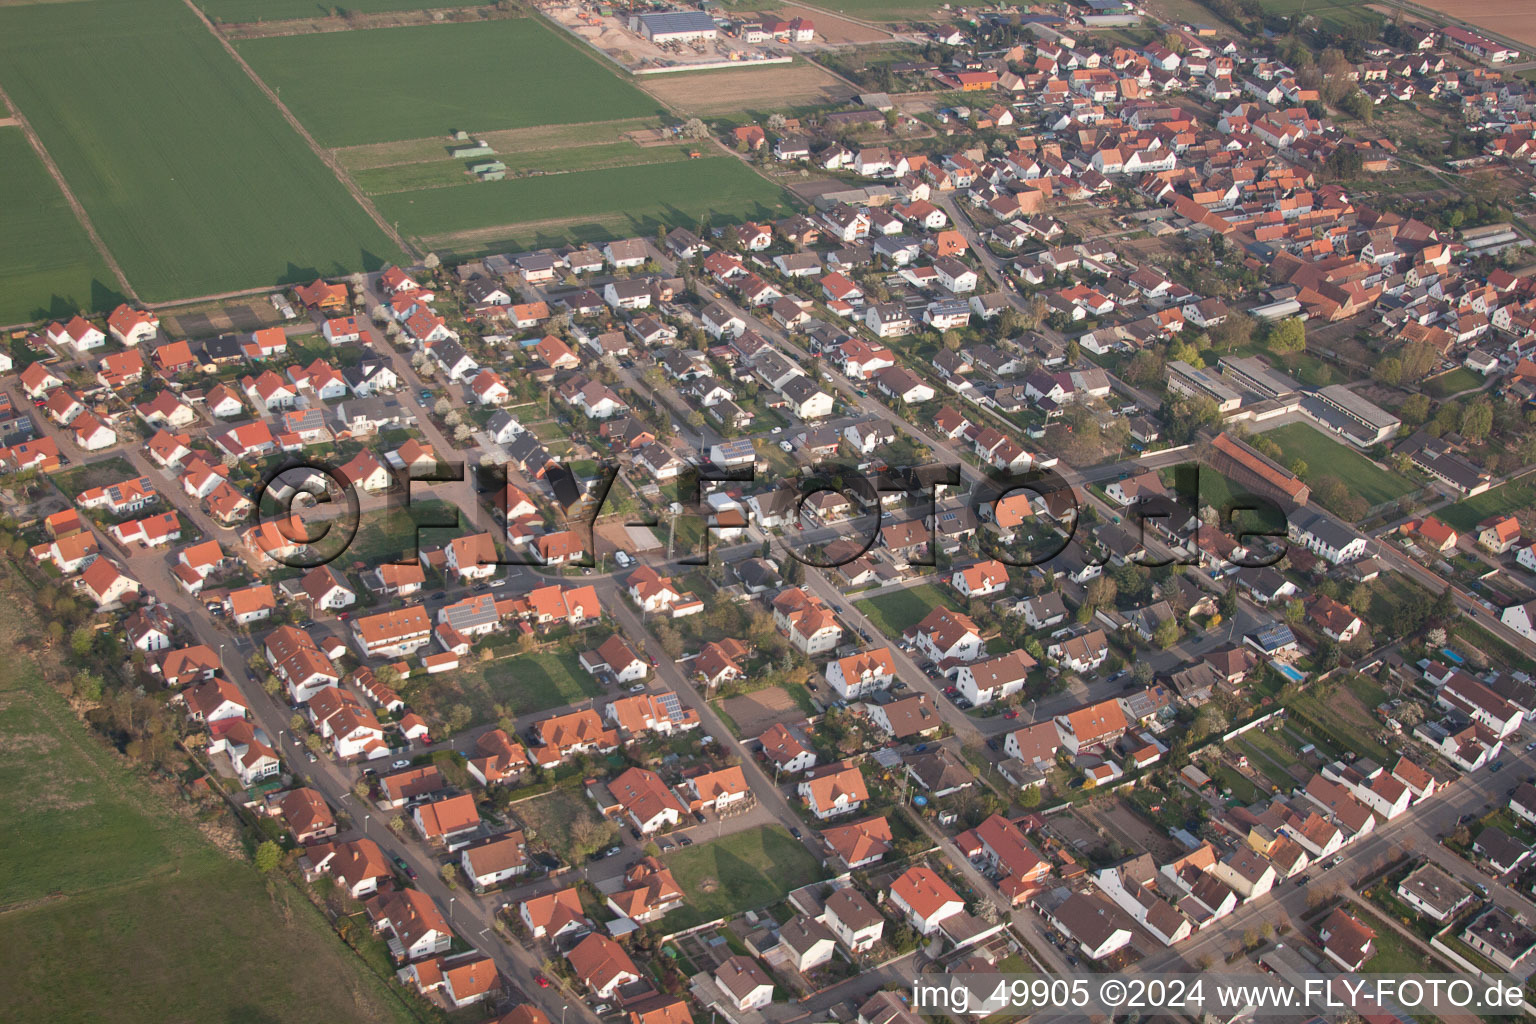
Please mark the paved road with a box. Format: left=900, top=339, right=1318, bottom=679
left=1137, top=741, right=1536, bottom=977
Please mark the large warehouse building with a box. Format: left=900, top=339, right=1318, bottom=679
left=631, top=10, right=719, bottom=43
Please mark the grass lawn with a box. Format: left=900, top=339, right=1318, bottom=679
left=378, top=157, right=789, bottom=252
left=1233, top=733, right=1298, bottom=792
left=0, top=128, right=121, bottom=326
left=1164, top=464, right=1287, bottom=534
left=0, top=583, right=415, bottom=1024
left=664, top=825, right=825, bottom=930
left=1205, top=759, right=1263, bottom=803
left=198, top=0, right=477, bottom=20
left=1438, top=471, right=1536, bottom=532
left=1353, top=908, right=1436, bottom=974
left=475, top=649, right=603, bottom=718
left=1259, top=423, right=1415, bottom=508
left=1285, top=682, right=1392, bottom=764
left=49, top=455, right=140, bottom=500
left=0, top=0, right=400, bottom=303
left=344, top=497, right=459, bottom=565
left=856, top=582, right=961, bottom=638
left=237, top=18, right=660, bottom=148
left=401, top=641, right=606, bottom=730
left=1423, top=366, right=1483, bottom=399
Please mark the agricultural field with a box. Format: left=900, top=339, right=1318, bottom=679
left=376, top=156, right=789, bottom=254
left=198, top=0, right=481, bottom=21
left=351, top=141, right=699, bottom=196
left=236, top=18, right=660, bottom=148
left=0, top=128, right=121, bottom=327
left=771, top=0, right=942, bottom=20
left=637, top=61, right=858, bottom=116
left=664, top=825, right=825, bottom=930
left=1258, top=422, right=1417, bottom=508
left=0, top=0, right=400, bottom=304
left=1406, top=0, right=1536, bottom=50
left=0, top=584, right=414, bottom=1024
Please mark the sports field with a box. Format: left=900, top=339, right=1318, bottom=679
left=237, top=18, right=661, bottom=148
left=0, top=576, right=414, bottom=1024
left=0, top=0, right=400, bottom=302
left=377, top=156, right=790, bottom=253
left=0, top=128, right=121, bottom=327
left=198, top=0, right=476, bottom=21
left=1259, top=422, right=1416, bottom=507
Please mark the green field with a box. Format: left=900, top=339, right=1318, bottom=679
left=1259, top=423, right=1416, bottom=508
left=1255, top=0, right=1381, bottom=32
left=1438, top=471, right=1536, bottom=532
left=199, top=0, right=480, bottom=21
left=0, top=0, right=400, bottom=303
left=428, top=649, right=605, bottom=726
left=0, top=596, right=414, bottom=1024
left=856, top=582, right=962, bottom=638
left=352, top=142, right=698, bottom=195
left=378, top=156, right=788, bottom=251
left=0, top=129, right=122, bottom=327
left=345, top=496, right=460, bottom=564
left=1423, top=366, right=1483, bottom=399
left=664, top=825, right=825, bottom=930
left=237, top=18, right=660, bottom=148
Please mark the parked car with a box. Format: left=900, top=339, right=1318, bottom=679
left=534, top=975, right=550, bottom=989
left=614, top=551, right=633, bottom=568
left=789, top=827, right=802, bottom=840
left=679, top=837, right=693, bottom=846
left=391, top=759, right=410, bottom=769
left=1002, top=710, right=1019, bottom=720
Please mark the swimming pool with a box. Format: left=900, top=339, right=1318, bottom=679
left=1273, top=663, right=1306, bottom=683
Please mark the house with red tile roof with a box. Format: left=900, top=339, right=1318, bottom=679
left=367, top=887, right=452, bottom=962
left=797, top=760, right=868, bottom=819
left=821, top=815, right=892, bottom=869
left=888, top=865, right=965, bottom=934
left=565, top=933, right=639, bottom=1000
left=520, top=886, right=591, bottom=941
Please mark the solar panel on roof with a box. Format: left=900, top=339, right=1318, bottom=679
left=657, top=691, right=687, bottom=725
